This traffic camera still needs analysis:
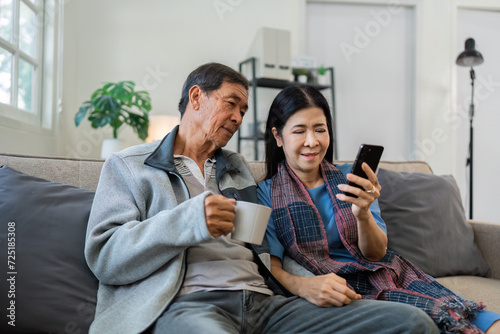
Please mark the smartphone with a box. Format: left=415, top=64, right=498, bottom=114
left=344, top=144, right=384, bottom=197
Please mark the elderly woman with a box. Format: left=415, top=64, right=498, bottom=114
left=257, top=85, right=500, bottom=333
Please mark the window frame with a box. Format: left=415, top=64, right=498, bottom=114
left=0, top=0, right=61, bottom=130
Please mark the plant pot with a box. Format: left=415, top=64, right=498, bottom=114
left=317, top=75, right=329, bottom=85
left=297, top=75, right=308, bottom=83
left=101, top=139, right=125, bottom=159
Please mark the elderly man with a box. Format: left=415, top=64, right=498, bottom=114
left=85, top=62, right=438, bottom=334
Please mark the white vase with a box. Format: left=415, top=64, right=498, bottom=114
left=101, top=139, right=125, bottom=159
left=298, top=75, right=308, bottom=83
left=317, top=75, right=329, bottom=85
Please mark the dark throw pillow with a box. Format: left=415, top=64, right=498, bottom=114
left=377, top=168, right=490, bottom=278
left=0, top=166, right=98, bottom=334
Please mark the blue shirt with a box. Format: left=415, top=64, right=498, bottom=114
left=257, top=163, right=387, bottom=263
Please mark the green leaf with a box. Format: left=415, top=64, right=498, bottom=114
left=90, top=87, right=105, bottom=100
left=123, top=81, right=135, bottom=91
left=132, top=91, right=152, bottom=111
left=89, top=113, right=112, bottom=128
left=76, top=80, right=152, bottom=141
left=74, top=101, right=92, bottom=126
left=109, top=117, right=124, bottom=132
left=317, top=65, right=327, bottom=75
left=126, top=111, right=149, bottom=141
left=94, top=95, right=120, bottom=114
left=137, top=124, right=149, bottom=141
left=102, top=82, right=115, bottom=92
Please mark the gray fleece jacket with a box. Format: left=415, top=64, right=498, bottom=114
left=84, top=126, right=283, bottom=334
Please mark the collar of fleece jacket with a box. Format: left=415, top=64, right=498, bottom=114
left=144, top=125, right=256, bottom=203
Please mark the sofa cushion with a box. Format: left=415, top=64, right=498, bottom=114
left=377, top=168, right=490, bottom=278
left=0, top=166, right=97, bottom=334
left=436, top=276, right=500, bottom=314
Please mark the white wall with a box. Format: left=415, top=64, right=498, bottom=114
left=305, top=2, right=415, bottom=161
left=0, top=122, right=57, bottom=155
left=58, top=0, right=303, bottom=159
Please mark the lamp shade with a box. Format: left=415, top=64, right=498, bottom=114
left=146, top=114, right=180, bottom=143
left=456, top=38, right=484, bottom=67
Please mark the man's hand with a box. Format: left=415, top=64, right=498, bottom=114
left=204, top=194, right=236, bottom=237
left=297, top=273, right=361, bottom=307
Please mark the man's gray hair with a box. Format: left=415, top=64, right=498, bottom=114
left=178, top=62, right=249, bottom=117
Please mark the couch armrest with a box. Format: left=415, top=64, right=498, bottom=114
left=469, top=220, right=500, bottom=279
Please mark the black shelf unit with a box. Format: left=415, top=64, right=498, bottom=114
left=237, top=57, right=337, bottom=160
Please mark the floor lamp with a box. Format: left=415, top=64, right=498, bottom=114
left=456, top=38, right=484, bottom=220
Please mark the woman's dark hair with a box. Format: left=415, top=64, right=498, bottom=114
left=178, top=62, right=249, bottom=116
left=264, top=85, right=334, bottom=179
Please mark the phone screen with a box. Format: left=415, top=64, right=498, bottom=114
left=344, top=144, right=384, bottom=197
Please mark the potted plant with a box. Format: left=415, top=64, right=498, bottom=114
left=292, top=67, right=309, bottom=83
left=317, top=65, right=329, bottom=85
left=75, top=80, right=152, bottom=158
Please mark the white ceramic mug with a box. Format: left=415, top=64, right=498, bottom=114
left=231, top=201, right=272, bottom=245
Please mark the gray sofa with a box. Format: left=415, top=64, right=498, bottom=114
left=0, top=152, right=499, bottom=334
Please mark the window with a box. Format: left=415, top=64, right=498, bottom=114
left=0, top=0, right=56, bottom=127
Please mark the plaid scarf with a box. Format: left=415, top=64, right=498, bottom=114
left=270, top=160, right=484, bottom=334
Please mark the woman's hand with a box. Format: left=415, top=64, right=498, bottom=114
left=336, top=162, right=381, bottom=219
left=270, top=256, right=361, bottom=307
left=335, top=163, right=387, bottom=261
left=297, top=273, right=362, bottom=307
